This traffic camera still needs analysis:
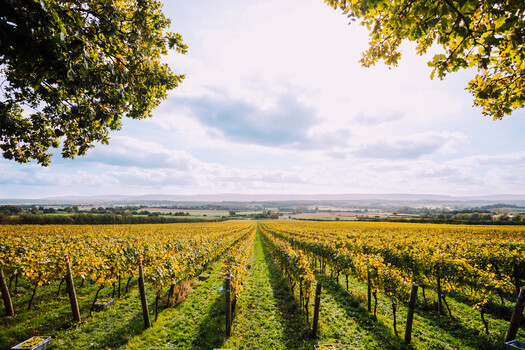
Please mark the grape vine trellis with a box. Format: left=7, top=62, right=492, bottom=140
left=260, top=220, right=525, bottom=337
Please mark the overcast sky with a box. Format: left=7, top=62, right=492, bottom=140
left=2, top=0, right=525, bottom=199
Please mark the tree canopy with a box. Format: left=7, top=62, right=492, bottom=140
left=325, top=0, right=525, bottom=120
left=0, top=0, right=187, bottom=166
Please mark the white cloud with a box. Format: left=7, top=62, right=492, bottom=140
left=1, top=0, right=524, bottom=198
left=0, top=164, right=28, bottom=185
left=460, top=151, right=525, bottom=167
left=349, top=132, right=467, bottom=159
left=85, top=136, right=201, bottom=170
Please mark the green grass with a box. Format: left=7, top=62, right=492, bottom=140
left=1, top=263, right=227, bottom=350
left=122, top=261, right=227, bottom=350
left=50, top=286, right=147, bottom=350
left=313, top=266, right=521, bottom=350
left=311, top=275, right=406, bottom=350
left=0, top=276, right=145, bottom=350
left=223, top=229, right=310, bottom=349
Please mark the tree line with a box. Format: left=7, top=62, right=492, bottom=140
left=0, top=211, right=218, bottom=225
left=360, top=211, right=525, bottom=225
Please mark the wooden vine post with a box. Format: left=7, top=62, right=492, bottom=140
left=0, top=268, right=14, bottom=316
left=367, top=268, right=372, bottom=313
left=505, top=287, right=525, bottom=342
left=64, top=254, right=81, bottom=323
left=436, top=276, right=443, bottom=314
left=225, top=276, right=232, bottom=336
left=404, top=283, right=418, bottom=344
left=138, top=257, right=151, bottom=329
left=312, top=282, right=322, bottom=339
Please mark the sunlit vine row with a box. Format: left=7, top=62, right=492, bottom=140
left=222, top=225, right=256, bottom=299
left=260, top=222, right=411, bottom=333
left=260, top=220, right=524, bottom=332
left=260, top=228, right=315, bottom=321
left=0, top=221, right=254, bottom=311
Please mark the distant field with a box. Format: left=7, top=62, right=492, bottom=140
left=291, top=211, right=393, bottom=220
left=141, top=208, right=265, bottom=218
left=141, top=208, right=230, bottom=217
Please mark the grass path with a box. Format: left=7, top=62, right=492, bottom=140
left=1, top=260, right=228, bottom=350
left=224, top=229, right=300, bottom=349
left=122, top=260, right=227, bottom=350
left=313, top=275, right=404, bottom=350
left=50, top=285, right=147, bottom=350
left=0, top=278, right=144, bottom=350
left=314, top=267, right=514, bottom=350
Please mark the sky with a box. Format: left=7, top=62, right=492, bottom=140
left=2, top=0, right=525, bottom=199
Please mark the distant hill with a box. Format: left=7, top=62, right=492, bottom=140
left=1, top=193, right=525, bottom=207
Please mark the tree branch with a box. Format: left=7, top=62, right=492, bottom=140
left=441, top=0, right=474, bottom=38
